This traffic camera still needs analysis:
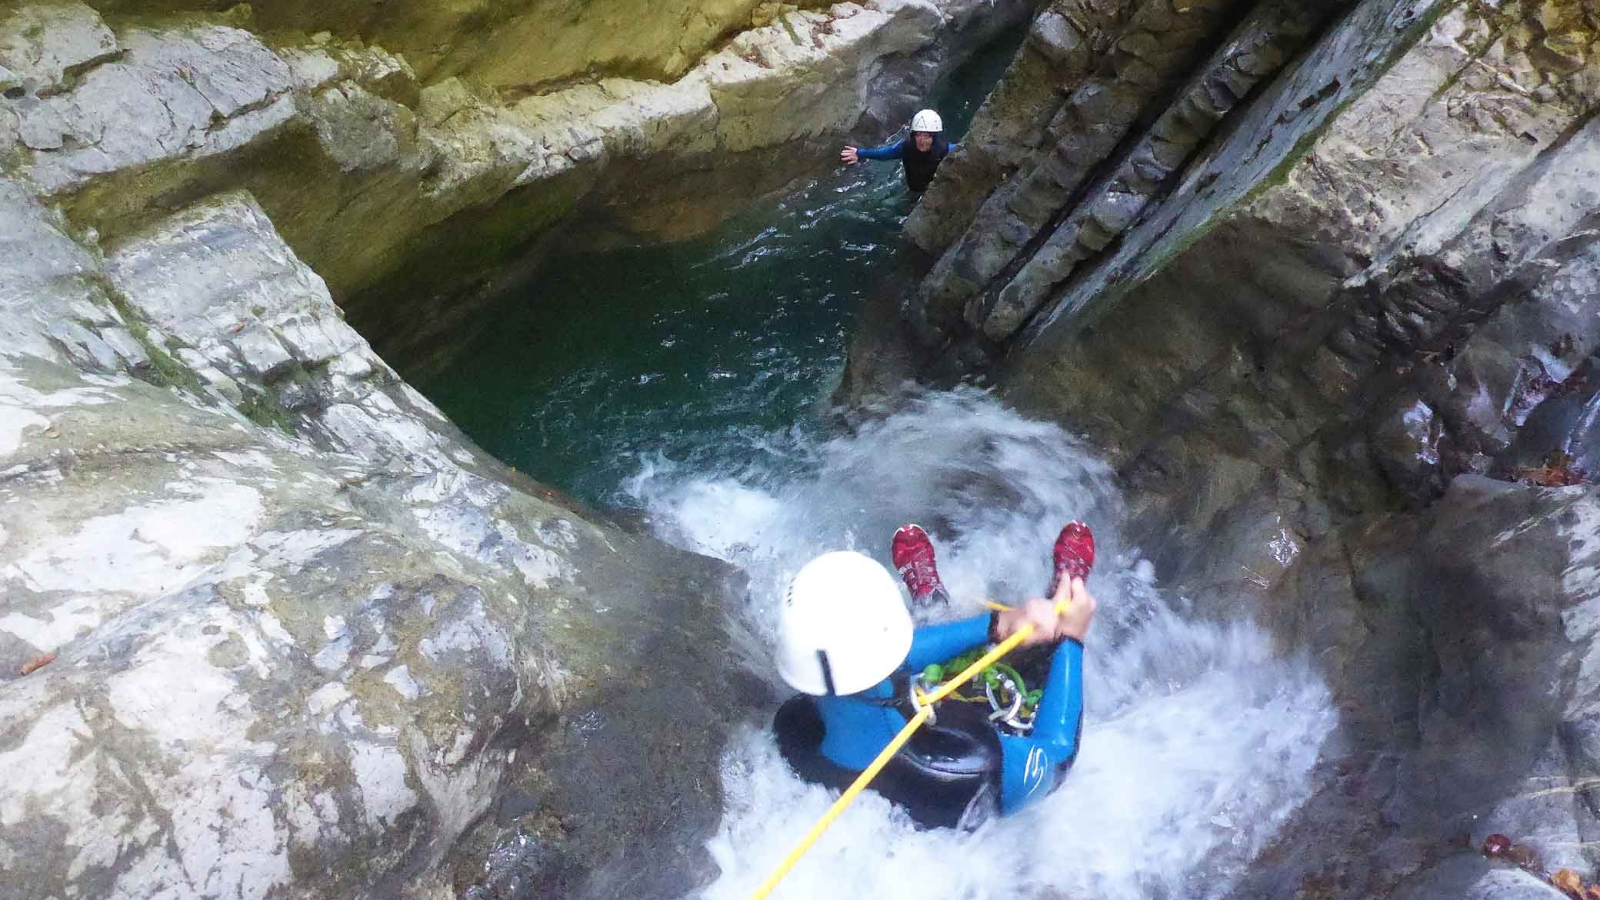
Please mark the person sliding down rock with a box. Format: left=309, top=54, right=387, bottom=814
left=839, top=109, right=956, bottom=193
left=771, top=522, right=1097, bottom=829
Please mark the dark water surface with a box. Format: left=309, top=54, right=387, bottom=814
left=413, top=32, right=1021, bottom=507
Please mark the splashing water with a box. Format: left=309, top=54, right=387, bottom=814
left=626, top=388, right=1337, bottom=900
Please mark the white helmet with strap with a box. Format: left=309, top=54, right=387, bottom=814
left=776, top=551, right=913, bottom=696
left=911, top=109, right=943, bottom=133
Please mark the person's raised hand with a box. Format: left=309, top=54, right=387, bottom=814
left=840, top=146, right=859, bottom=165
left=1053, top=577, right=1097, bottom=643
left=995, top=598, right=1064, bottom=647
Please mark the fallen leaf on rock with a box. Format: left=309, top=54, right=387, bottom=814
left=1581, top=884, right=1600, bottom=900
left=1552, top=868, right=1582, bottom=897
left=20, top=652, right=56, bottom=676
left=1514, top=450, right=1587, bottom=487
left=1483, top=833, right=1512, bottom=857
left=1506, top=842, right=1539, bottom=870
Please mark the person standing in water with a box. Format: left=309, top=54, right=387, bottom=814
left=839, top=109, right=956, bottom=193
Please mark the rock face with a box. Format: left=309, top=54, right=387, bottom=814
left=1214, top=475, right=1600, bottom=898
left=77, top=0, right=836, bottom=94
left=0, top=1, right=1046, bottom=895
left=863, top=0, right=1600, bottom=895
left=0, top=0, right=1034, bottom=375
left=0, top=183, right=765, bottom=900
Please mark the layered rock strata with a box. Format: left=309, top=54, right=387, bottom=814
left=885, top=0, right=1600, bottom=895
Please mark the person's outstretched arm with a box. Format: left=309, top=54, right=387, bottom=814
left=903, top=614, right=989, bottom=670
left=840, top=137, right=907, bottom=165
left=996, top=637, right=1084, bottom=812
left=994, top=577, right=1096, bottom=813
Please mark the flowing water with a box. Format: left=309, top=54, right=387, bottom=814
left=416, top=30, right=1337, bottom=900
left=414, top=37, right=1016, bottom=509
left=630, top=390, right=1337, bottom=900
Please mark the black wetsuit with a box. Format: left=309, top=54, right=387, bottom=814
left=855, top=135, right=955, bottom=193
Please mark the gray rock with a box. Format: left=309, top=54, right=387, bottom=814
left=0, top=1, right=119, bottom=95
left=104, top=191, right=337, bottom=365
left=96, top=325, right=151, bottom=370
left=277, top=313, right=360, bottom=365
left=176, top=347, right=245, bottom=404
left=228, top=323, right=296, bottom=381
left=121, top=24, right=290, bottom=118
left=302, top=80, right=420, bottom=174
left=22, top=23, right=296, bottom=194
left=0, top=61, right=19, bottom=94
left=14, top=95, right=66, bottom=149
left=1393, top=857, right=1566, bottom=900
left=0, top=177, right=101, bottom=362
left=1030, top=11, right=1083, bottom=67
left=44, top=317, right=115, bottom=369
left=855, top=1, right=1600, bottom=896
left=909, top=0, right=1319, bottom=337
left=0, top=184, right=766, bottom=900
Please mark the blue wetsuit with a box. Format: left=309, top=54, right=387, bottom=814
left=853, top=138, right=962, bottom=160
left=812, top=613, right=1084, bottom=816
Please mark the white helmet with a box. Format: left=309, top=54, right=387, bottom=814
left=776, top=551, right=913, bottom=696
left=911, top=109, right=943, bottom=133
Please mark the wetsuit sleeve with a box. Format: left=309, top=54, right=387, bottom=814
left=902, top=614, right=991, bottom=670
left=853, top=138, right=907, bottom=160
left=996, top=638, right=1084, bottom=813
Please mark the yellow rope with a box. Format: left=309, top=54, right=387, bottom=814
left=744, top=594, right=1069, bottom=900
left=743, top=705, right=932, bottom=900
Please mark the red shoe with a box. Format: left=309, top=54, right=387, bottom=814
left=1049, top=521, right=1095, bottom=596
left=891, top=524, right=946, bottom=605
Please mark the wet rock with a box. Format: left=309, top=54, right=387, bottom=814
left=866, top=5, right=1600, bottom=898
left=1499, top=360, right=1600, bottom=481
left=1227, top=474, right=1600, bottom=898
left=1354, top=476, right=1582, bottom=818
left=1395, top=856, right=1567, bottom=900
left=1368, top=392, right=1445, bottom=499
left=910, top=0, right=1336, bottom=342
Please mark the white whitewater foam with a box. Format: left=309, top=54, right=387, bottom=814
left=627, top=388, right=1335, bottom=900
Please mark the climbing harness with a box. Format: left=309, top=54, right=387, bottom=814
left=917, top=644, right=1042, bottom=734
left=744, top=598, right=1066, bottom=900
